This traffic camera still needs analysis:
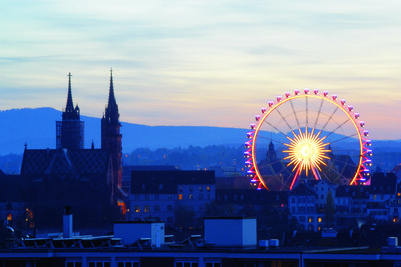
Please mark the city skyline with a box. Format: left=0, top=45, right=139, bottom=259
left=1, top=0, right=400, bottom=140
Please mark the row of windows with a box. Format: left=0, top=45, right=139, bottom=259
left=68, top=262, right=139, bottom=267
left=298, top=216, right=323, bottom=223
left=132, top=205, right=205, bottom=213
left=78, top=260, right=220, bottom=267
left=133, top=205, right=174, bottom=213
left=178, top=185, right=211, bottom=193
left=178, top=193, right=211, bottom=200
left=134, top=194, right=173, bottom=200
left=291, top=207, right=315, bottom=213
left=175, top=262, right=221, bottom=267
left=216, top=195, right=281, bottom=201
left=290, top=197, right=315, bottom=204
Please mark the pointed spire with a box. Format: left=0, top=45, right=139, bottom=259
left=62, top=72, right=80, bottom=121
left=108, top=68, right=117, bottom=109
left=66, top=72, right=74, bottom=113
left=105, top=68, right=119, bottom=123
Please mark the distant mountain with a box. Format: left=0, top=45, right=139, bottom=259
left=0, top=107, right=248, bottom=155
left=0, top=107, right=400, bottom=173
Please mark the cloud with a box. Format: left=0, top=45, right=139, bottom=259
left=0, top=0, right=400, bottom=139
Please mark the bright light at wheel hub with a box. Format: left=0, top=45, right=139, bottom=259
left=299, top=143, right=314, bottom=159
left=283, top=128, right=331, bottom=176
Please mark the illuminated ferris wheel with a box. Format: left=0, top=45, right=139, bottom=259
left=245, top=89, right=372, bottom=191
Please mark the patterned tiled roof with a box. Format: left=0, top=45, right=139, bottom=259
left=21, top=148, right=109, bottom=175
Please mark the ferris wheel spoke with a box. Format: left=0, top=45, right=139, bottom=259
left=321, top=161, right=351, bottom=184
left=321, top=106, right=339, bottom=132
left=306, top=96, right=309, bottom=129
left=325, top=117, right=352, bottom=138
left=281, top=169, right=297, bottom=191
left=313, top=98, right=325, bottom=129
left=256, top=134, right=286, bottom=146
left=257, top=159, right=288, bottom=171
left=263, top=120, right=288, bottom=136
left=274, top=107, right=294, bottom=132
left=329, top=133, right=359, bottom=145
left=290, top=100, right=301, bottom=129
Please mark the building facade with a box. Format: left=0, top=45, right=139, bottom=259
left=128, top=170, right=215, bottom=227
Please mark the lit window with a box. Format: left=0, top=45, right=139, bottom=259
left=178, top=194, right=183, bottom=200
left=7, top=213, right=12, bottom=221
left=318, top=217, right=322, bottom=223
left=134, top=206, right=140, bottom=213
left=207, top=186, right=210, bottom=191
left=308, top=217, right=313, bottom=223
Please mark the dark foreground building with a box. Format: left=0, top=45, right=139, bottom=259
left=1, top=217, right=401, bottom=267
left=20, top=71, right=125, bottom=229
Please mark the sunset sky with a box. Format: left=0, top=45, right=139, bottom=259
left=1, top=0, right=400, bottom=140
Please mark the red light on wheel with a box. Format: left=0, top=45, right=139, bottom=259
left=277, top=96, right=282, bottom=102
left=323, top=91, right=328, bottom=97
left=285, top=92, right=291, bottom=98
left=332, top=95, right=337, bottom=100
left=341, top=99, right=346, bottom=105
left=250, top=123, right=256, bottom=129
left=261, top=107, right=267, bottom=113
left=360, top=121, right=365, bottom=127
left=355, top=113, right=360, bottom=119
left=348, top=105, right=353, bottom=112
left=255, top=115, right=260, bottom=121
left=313, top=89, right=319, bottom=95
left=304, top=88, right=309, bottom=94
left=294, top=89, right=300, bottom=95
left=268, top=101, right=274, bottom=107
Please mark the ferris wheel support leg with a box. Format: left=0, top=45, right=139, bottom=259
left=290, top=167, right=302, bottom=190
left=311, top=166, right=322, bottom=181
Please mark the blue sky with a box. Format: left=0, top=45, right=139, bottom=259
left=1, top=0, right=400, bottom=139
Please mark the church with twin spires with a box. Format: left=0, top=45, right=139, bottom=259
left=20, top=70, right=126, bottom=229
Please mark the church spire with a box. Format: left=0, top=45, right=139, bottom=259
left=66, top=72, right=74, bottom=113
left=105, top=68, right=119, bottom=123
left=62, top=72, right=80, bottom=121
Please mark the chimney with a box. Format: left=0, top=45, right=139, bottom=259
left=63, top=206, right=73, bottom=238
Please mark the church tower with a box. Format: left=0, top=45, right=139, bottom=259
left=56, top=73, right=84, bottom=149
left=101, top=70, right=123, bottom=198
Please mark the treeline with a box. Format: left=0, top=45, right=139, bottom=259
left=123, top=145, right=245, bottom=170
left=0, top=154, right=23, bottom=174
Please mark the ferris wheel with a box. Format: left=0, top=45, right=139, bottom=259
left=245, top=89, right=372, bottom=191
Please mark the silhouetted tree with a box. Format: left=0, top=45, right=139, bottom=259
left=325, top=190, right=335, bottom=227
